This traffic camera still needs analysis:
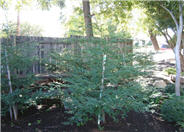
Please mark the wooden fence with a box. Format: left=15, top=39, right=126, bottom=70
left=1, top=36, right=133, bottom=75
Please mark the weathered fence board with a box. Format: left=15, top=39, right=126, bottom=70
left=1, top=36, right=133, bottom=75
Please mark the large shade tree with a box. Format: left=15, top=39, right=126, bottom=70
left=65, top=6, right=131, bottom=38
left=82, top=0, right=93, bottom=37
left=140, top=1, right=183, bottom=96
left=80, top=0, right=134, bottom=38
left=137, top=11, right=160, bottom=51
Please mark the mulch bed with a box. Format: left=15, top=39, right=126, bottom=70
left=2, top=102, right=178, bottom=132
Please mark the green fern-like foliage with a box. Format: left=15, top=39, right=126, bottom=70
left=49, top=38, right=152, bottom=126
left=161, top=96, right=184, bottom=126
left=1, top=38, right=38, bottom=116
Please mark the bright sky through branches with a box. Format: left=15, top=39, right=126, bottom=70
left=0, top=0, right=77, bottom=37
left=0, top=0, right=166, bottom=44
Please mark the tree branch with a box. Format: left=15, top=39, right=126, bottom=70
left=160, top=30, right=175, bottom=49
left=179, top=2, right=183, bottom=30
left=166, top=28, right=175, bottom=44
left=160, top=5, right=179, bottom=31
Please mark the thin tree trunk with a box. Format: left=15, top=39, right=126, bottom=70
left=161, top=3, right=183, bottom=96
left=12, top=105, right=18, bottom=120
left=174, top=3, right=183, bottom=96
left=5, top=47, right=18, bottom=120
left=82, top=0, right=93, bottom=37
left=149, top=30, right=160, bottom=51
left=161, top=32, right=173, bottom=48
left=16, top=10, right=20, bottom=36
left=175, top=37, right=182, bottom=96
left=98, top=54, right=106, bottom=126
left=161, top=31, right=184, bottom=72
left=182, top=33, right=184, bottom=57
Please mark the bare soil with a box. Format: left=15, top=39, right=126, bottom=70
left=2, top=99, right=178, bottom=132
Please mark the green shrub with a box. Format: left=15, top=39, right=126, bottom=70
left=1, top=89, right=32, bottom=115
left=164, top=84, right=175, bottom=94
left=1, top=38, right=38, bottom=117
left=161, top=96, right=184, bottom=124
left=165, top=68, right=176, bottom=75
left=49, top=38, right=152, bottom=127
left=164, top=84, right=184, bottom=96
left=165, top=67, right=184, bottom=76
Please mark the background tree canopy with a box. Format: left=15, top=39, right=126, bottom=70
left=1, top=22, right=43, bottom=37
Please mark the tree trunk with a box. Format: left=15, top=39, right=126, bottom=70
left=162, top=32, right=172, bottom=48
left=149, top=30, right=160, bottom=51
left=82, top=0, right=93, bottom=37
left=182, top=34, right=184, bottom=72
left=174, top=3, right=183, bottom=96
left=175, top=36, right=182, bottom=96
left=161, top=3, right=183, bottom=96
left=5, top=46, right=18, bottom=120
left=162, top=32, right=184, bottom=72
left=16, top=10, right=20, bottom=36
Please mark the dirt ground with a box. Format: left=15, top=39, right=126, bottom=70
left=2, top=104, right=178, bottom=132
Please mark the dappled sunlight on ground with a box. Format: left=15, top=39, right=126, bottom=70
left=135, top=45, right=176, bottom=88
left=153, top=49, right=175, bottom=63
